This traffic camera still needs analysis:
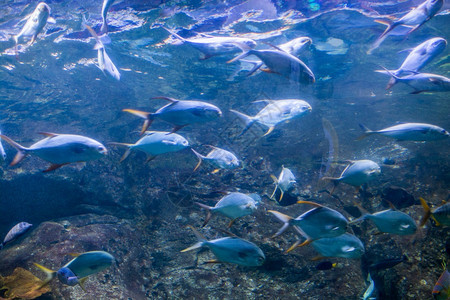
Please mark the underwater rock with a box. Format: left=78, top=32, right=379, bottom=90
left=381, top=186, right=417, bottom=209
left=0, top=267, right=51, bottom=299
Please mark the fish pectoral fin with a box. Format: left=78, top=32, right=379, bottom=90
left=38, top=132, right=59, bottom=138
left=311, top=256, right=326, bottom=261
left=260, top=68, right=277, bottom=74
left=205, top=259, right=222, bottom=264
left=263, top=127, right=275, bottom=136
left=227, top=219, right=236, bottom=228
left=211, top=169, right=220, bottom=174
left=43, top=163, right=69, bottom=173
left=79, top=277, right=88, bottom=292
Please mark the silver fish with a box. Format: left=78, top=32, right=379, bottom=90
left=311, top=233, right=365, bottom=259
left=358, top=123, right=449, bottom=141
left=124, top=96, right=222, bottom=134
left=83, top=19, right=120, bottom=80
left=14, top=2, right=55, bottom=45
left=270, top=166, right=296, bottom=202
left=1, top=222, right=32, bottom=249
left=164, top=27, right=256, bottom=60
left=228, top=45, right=315, bottom=83
left=0, top=130, right=6, bottom=161
left=243, top=37, right=312, bottom=75
left=322, top=160, right=381, bottom=188
left=353, top=209, right=417, bottom=235
left=375, top=37, right=447, bottom=89
left=192, top=146, right=239, bottom=172
left=0, top=132, right=107, bottom=172
left=196, top=192, right=261, bottom=227
left=371, top=0, right=443, bottom=52
left=230, top=99, right=312, bottom=136
left=181, top=226, right=265, bottom=266
left=101, top=0, right=116, bottom=34
left=380, top=70, right=450, bottom=94
left=109, top=131, right=189, bottom=162
left=34, top=251, right=115, bottom=289
left=269, top=201, right=348, bottom=252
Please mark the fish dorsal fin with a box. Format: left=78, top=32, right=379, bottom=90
left=79, top=277, right=88, bottom=292
left=386, top=200, right=397, bottom=210
left=38, top=132, right=59, bottom=138
left=68, top=253, right=81, bottom=257
left=262, top=41, right=287, bottom=53
left=211, top=226, right=238, bottom=237
left=151, top=96, right=179, bottom=103
left=296, top=200, right=323, bottom=207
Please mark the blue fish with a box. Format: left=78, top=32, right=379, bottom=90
left=181, top=226, right=265, bottom=267
left=34, top=251, right=115, bottom=290
left=191, top=146, right=240, bottom=173
left=0, top=133, right=107, bottom=172
left=322, top=160, right=381, bottom=188
left=353, top=209, right=417, bottom=235
left=379, top=70, right=450, bottom=94
left=14, top=2, right=55, bottom=46
left=375, top=37, right=446, bottom=89
left=270, top=166, right=296, bottom=202
left=0, top=222, right=32, bottom=250
left=0, top=129, right=6, bottom=161
left=358, top=123, right=449, bottom=141
left=109, top=131, right=189, bottom=162
left=195, top=192, right=261, bottom=227
left=311, top=233, right=365, bottom=259
left=420, top=197, right=450, bottom=227
left=269, top=201, right=348, bottom=252
left=124, top=96, right=222, bottom=134
left=433, top=269, right=450, bottom=300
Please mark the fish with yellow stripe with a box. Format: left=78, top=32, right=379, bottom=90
left=420, top=197, right=450, bottom=227
left=34, top=251, right=115, bottom=291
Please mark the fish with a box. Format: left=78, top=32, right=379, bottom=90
left=268, top=201, right=348, bottom=252
left=124, top=96, right=222, bottom=134
left=0, top=133, right=107, bottom=172
left=195, top=192, right=261, bottom=227
left=192, top=146, right=239, bottom=173
left=371, top=0, right=443, bottom=51
left=181, top=226, right=265, bottom=266
left=378, top=70, right=450, bottom=94
left=352, top=208, right=417, bottom=235
left=230, top=99, right=312, bottom=136
left=14, top=2, right=55, bottom=46
left=375, top=37, right=447, bottom=89
left=420, top=197, right=450, bottom=227
left=358, top=123, right=450, bottom=141
left=310, top=233, right=365, bottom=259
left=433, top=269, right=450, bottom=300
left=0, top=222, right=32, bottom=250
left=163, top=27, right=257, bottom=60
left=109, top=131, right=189, bottom=162
left=362, top=273, right=377, bottom=300
left=228, top=44, right=315, bottom=83
left=83, top=18, right=120, bottom=80
left=0, top=130, right=6, bottom=161
left=101, top=0, right=116, bottom=34
left=241, top=37, right=312, bottom=75
left=322, top=160, right=381, bottom=188
left=270, top=166, right=296, bottom=202
left=34, top=251, right=115, bottom=290
left=366, top=255, right=408, bottom=272
left=315, top=261, right=337, bottom=271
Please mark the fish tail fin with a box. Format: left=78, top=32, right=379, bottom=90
left=191, top=149, right=205, bottom=172
left=227, top=50, right=252, bottom=64
left=122, top=109, right=154, bottom=134
left=33, top=263, right=57, bottom=289
left=195, top=202, right=213, bottom=227
left=229, top=110, right=255, bottom=136
left=268, top=210, right=292, bottom=238
left=357, top=124, right=376, bottom=140
left=375, top=66, right=401, bottom=90
left=0, top=134, right=29, bottom=166
left=162, top=26, right=185, bottom=42
left=419, top=197, right=432, bottom=227
left=181, top=225, right=206, bottom=252
left=108, top=142, right=133, bottom=162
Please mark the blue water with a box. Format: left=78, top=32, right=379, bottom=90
left=0, top=0, right=449, bottom=299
